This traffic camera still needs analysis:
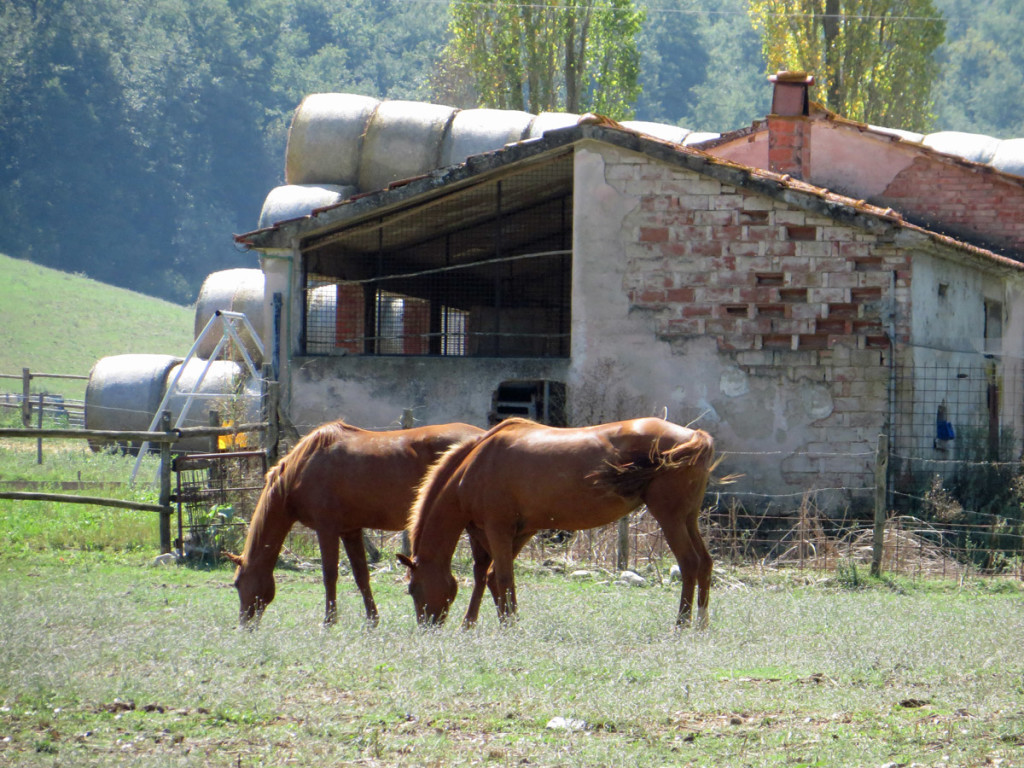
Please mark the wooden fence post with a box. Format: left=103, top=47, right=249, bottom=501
left=617, top=516, right=630, bottom=572
left=870, top=433, right=889, bottom=577
left=208, top=410, right=221, bottom=453
left=158, top=411, right=173, bottom=554
left=21, top=368, right=31, bottom=426
left=36, top=393, right=44, bottom=464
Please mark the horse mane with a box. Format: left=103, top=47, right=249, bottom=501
left=239, top=420, right=354, bottom=563
left=588, top=429, right=715, bottom=500
left=407, top=432, right=490, bottom=550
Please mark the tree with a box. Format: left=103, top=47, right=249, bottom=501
left=0, top=0, right=448, bottom=303
left=436, top=0, right=645, bottom=120
left=932, top=0, right=1024, bottom=138
left=748, top=0, right=945, bottom=131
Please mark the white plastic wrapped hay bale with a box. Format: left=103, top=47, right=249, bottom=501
left=285, top=93, right=380, bottom=186
left=527, top=111, right=580, bottom=138
left=867, top=125, right=925, bottom=144
left=922, top=131, right=1001, bottom=164
left=257, top=184, right=355, bottom=229
left=357, top=100, right=457, bottom=192
left=193, top=269, right=265, bottom=366
left=163, top=359, right=262, bottom=451
left=621, top=120, right=691, bottom=144
left=682, top=131, right=721, bottom=146
left=440, top=108, right=533, bottom=167
left=85, top=354, right=182, bottom=451
left=990, top=138, right=1024, bottom=178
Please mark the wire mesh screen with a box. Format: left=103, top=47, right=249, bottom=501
left=301, top=153, right=574, bottom=358
left=890, top=352, right=1023, bottom=475
left=173, top=451, right=267, bottom=562
left=304, top=252, right=570, bottom=357
left=889, top=349, right=1024, bottom=570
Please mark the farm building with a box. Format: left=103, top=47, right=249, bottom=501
left=219, top=74, right=1024, bottom=514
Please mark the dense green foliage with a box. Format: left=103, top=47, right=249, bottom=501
left=437, top=0, right=645, bottom=120
left=1, top=0, right=1021, bottom=305
left=0, top=0, right=447, bottom=304
left=933, top=0, right=1024, bottom=138
left=748, top=0, right=945, bottom=131
left=0, top=253, right=193, bottom=398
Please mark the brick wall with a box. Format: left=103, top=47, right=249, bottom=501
left=767, top=116, right=810, bottom=180
left=612, top=150, right=905, bottom=492
left=877, top=156, right=1024, bottom=255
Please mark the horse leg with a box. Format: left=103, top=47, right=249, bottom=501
left=486, top=537, right=520, bottom=624
left=317, top=532, right=340, bottom=626
left=647, top=485, right=712, bottom=629
left=462, top=530, right=493, bottom=629
left=688, top=516, right=713, bottom=630
left=341, top=531, right=379, bottom=627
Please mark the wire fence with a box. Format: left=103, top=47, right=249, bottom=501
left=0, top=385, right=86, bottom=431
left=287, top=477, right=1024, bottom=584
left=5, top=352, right=1024, bottom=579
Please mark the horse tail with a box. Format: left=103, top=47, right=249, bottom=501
left=662, top=429, right=715, bottom=471
left=408, top=433, right=485, bottom=550
left=589, top=429, right=715, bottom=500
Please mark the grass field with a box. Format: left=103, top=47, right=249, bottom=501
left=0, top=253, right=194, bottom=400
left=2, top=443, right=1024, bottom=767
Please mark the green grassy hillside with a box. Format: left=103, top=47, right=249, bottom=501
left=0, top=253, right=194, bottom=399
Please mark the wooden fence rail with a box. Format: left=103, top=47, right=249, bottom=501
left=0, top=423, right=268, bottom=442
left=0, top=412, right=270, bottom=553
left=0, top=368, right=89, bottom=426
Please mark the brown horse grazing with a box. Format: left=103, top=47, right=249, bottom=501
left=224, top=420, right=483, bottom=628
left=397, top=417, right=715, bottom=629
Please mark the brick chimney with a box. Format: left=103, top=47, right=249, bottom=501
left=767, top=71, right=814, bottom=180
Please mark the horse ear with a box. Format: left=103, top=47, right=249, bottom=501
left=222, top=551, right=243, bottom=566
left=396, top=553, right=416, bottom=571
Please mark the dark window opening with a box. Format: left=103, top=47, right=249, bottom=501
left=489, top=380, right=567, bottom=426
left=300, top=152, right=574, bottom=358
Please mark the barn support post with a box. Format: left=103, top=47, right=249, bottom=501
left=870, top=433, right=889, bottom=577
left=263, top=364, right=280, bottom=466
left=158, top=411, right=173, bottom=554
left=272, top=292, right=283, bottom=381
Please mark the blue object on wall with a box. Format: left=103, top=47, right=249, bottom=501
left=936, top=420, right=955, bottom=441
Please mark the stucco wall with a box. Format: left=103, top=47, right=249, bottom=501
left=284, top=355, right=568, bottom=433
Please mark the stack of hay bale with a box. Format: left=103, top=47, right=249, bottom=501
left=85, top=269, right=265, bottom=452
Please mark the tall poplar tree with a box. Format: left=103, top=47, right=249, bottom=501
left=436, top=0, right=645, bottom=120
left=748, top=0, right=945, bottom=131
